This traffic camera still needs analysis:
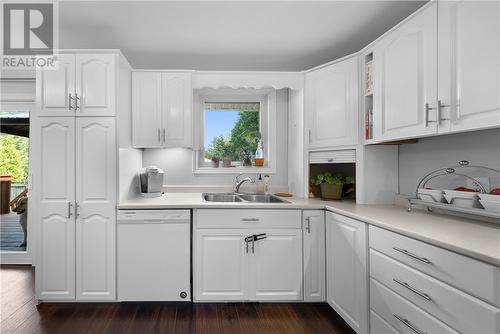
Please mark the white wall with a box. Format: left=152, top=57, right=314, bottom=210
left=398, top=129, right=500, bottom=195
left=141, top=89, right=290, bottom=192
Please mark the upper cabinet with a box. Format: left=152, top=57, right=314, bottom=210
left=372, top=3, right=437, bottom=142
left=132, top=71, right=192, bottom=148
left=37, top=54, right=116, bottom=117
left=306, top=56, right=358, bottom=149
left=437, top=1, right=500, bottom=134
left=370, top=2, right=500, bottom=142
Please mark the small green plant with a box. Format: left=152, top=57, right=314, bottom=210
left=345, top=176, right=355, bottom=184
left=311, top=172, right=343, bottom=186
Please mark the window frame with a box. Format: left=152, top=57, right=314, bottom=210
left=193, top=88, right=276, bottom=174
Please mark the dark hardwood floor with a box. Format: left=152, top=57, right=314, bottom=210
left=1, top=265, right=355, bottom=334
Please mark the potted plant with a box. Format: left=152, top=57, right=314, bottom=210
left=311, top=172, right=343, bottom=200
left=222, top=144, right=232, bottom=168
left=210, top=156, right=220, bottom=168
left=240, top=148, right=253, bottom=167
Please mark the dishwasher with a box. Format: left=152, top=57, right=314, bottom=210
left=117, top=210, right=191, bottom=301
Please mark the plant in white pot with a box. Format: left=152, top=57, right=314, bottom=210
left=311, top=172, right=344, bottom=200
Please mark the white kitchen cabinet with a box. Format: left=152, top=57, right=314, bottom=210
left=36, top=54, right=76, bottom=117
left=306, top=56, right=358, bottom=149
left=132, top=71, right=192, bottom=148
left=75, top=118, right=116, bottom=300
left=36, top=54, right=116, bottom=117
left=303, top=210, right=326, bottom=302
left=194, top=229, right=249, bottom=301
left=249, top=229, right=303, bottom=301
left=131, top=72, right=163, bottom=147
left=438, top=1, right=500, bottom=134
left=33, top=117, right=117, bottom=301
left=372, top=2, right=437, bottom=141
left=194, top=209, right=303, bottom=302
left=326, top=212, right=368, bottom=334
left=33, top=117, right=76, bottom=300
left=75, top=54, right=116, bottom=116
left=161, top=72, right=192, bottom=148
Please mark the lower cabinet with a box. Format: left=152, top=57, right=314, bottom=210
left=303, top=210, right=326, bottom=302
left=326, top=212, right=368, bottom=334
left=194, top=209, right=303, bottom=302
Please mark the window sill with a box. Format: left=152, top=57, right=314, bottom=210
left=193, top=166, right=275, bottom=175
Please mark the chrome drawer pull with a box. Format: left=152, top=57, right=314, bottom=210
left=393, top=247, right=431, bottom=264
left=393, top=314, right=427, bottom=334
left=241, top=218, right=259, bottom=222
left=393, top=278, right=432, bottom=301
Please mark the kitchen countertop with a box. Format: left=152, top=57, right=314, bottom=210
left=118, top=193, right=500, bottom=267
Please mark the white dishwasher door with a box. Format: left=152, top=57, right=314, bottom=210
left=117, top=210, right=191, bottom=301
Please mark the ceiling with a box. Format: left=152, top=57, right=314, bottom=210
left=59, top=1, right=426, bottom=71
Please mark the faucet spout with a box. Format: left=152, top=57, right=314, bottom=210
left=234, top=174, right=255, bottom=194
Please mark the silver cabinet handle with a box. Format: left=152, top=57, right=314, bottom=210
left=327, top=158, right=334, bottom=162
left=75, top=202, right=80, bottom=218
left=392, top=247, right=431, bottom=264
left=393, top=314, right=427, bottom=334
left=308, top=130, right=312, bottom=144
left=67, top=202, right=72, bottom=218
left=251, top=239, right=255, bottom=254
left=75, top=93, right=80, bottom=110
left=241, top=218, right=259, bottom=222
left=437, top=100, right=450, bottom=124
left=69, top=94, right=74, bottom=110
left=393, top=278, right=432, bottom=301
left=245, top=240, right=249, bottom=254
left=305, top=217, right=311, bottom=233
left=158, top=128, right=161, bottom=142
left=162, top=128, right=166, bottom=143
left=425, top=103, right=437, bottom=127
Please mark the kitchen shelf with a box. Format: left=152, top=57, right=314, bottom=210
left=407, top=198, right=500, bottom=223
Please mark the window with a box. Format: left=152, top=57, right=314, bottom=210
left=194, top=88, right=276, bottom=173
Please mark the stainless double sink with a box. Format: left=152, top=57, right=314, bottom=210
left=203, top=193, right=290, bottom=203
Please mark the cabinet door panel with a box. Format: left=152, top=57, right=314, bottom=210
left=132, top=72, right=163, bottom=147
left=33, top=118, right=75, bottom=300
left=162, top=72, right=192, bottom=148
left=36, top=54, right=75, bottom=116
left=326, top=212, right=368, bottom=334
left=303, top=211, right=326, bottom=302
left=307, top=56, right=358, bottom=149
left=75, top=54, right=115, bottom=116
left=249, top=229, right=302, bottom=301
left=373, top=3, right=437, bottom=141
left=194, top=230, right=248, bottom=301
left=75, top=118, right=116, bottom=300
left=439, top=1, right=500, bottom=133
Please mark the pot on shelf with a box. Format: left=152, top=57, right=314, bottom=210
left=320, top=183, right=343, bottom=200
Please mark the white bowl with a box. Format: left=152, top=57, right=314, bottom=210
left=444, top=190, right=480, bottom=208
left=479, top=200, right=500, bottom=213
left=417, top=189, right=445, bottom=203
left=478, top=193, right=500, bottom=203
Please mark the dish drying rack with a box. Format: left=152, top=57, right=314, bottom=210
left=408, top=160, right=500, bottom=223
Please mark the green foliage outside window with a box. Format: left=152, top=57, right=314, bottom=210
left=0, top=134, right=29, bottom=183
left=204, top=110, right=259, bottom=161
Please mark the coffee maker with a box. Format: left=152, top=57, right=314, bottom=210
left=139, top=166, right=164, bottom=198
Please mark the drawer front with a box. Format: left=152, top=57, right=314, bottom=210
left=370, top=310, right=399, bottom=334
left=371, top=279, right=458, bottom=334
left=369, top=225, right=500, bottom=307
left=309, top=149, right=355, bottom=164
left=371, top=249, right=500, bottom=334
left=196, top=209, right=301, bottom=229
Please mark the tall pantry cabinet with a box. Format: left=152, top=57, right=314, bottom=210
left=32, top=52, right=128, bottom=301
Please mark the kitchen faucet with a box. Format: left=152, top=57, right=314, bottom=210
left=234, top=174, right=255, bottom=194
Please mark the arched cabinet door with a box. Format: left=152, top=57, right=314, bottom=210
left=33, top=117, right=76, bottom=300
left=36, top=54, right=76, bottom=116
left=75, top=54, right=116, bottom=116
left=75, top=117, right=116, bottom=300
